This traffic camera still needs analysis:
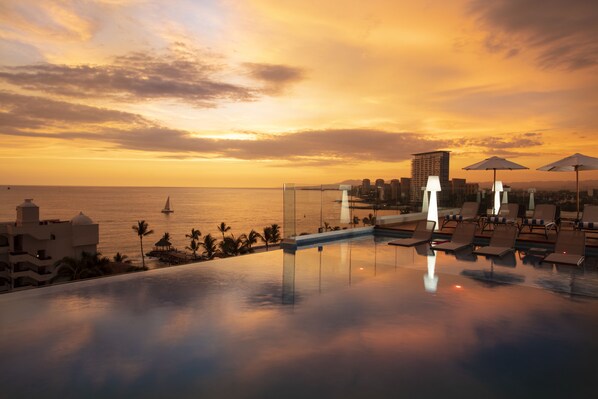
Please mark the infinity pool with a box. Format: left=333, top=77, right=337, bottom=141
left=1, top=236, right=598, bottom=398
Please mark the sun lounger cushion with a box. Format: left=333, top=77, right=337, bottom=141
left=488, top=216, right=508, bottom=224
left=576, top=221, right=596, bottom=229
left=388, top=238, right=429, bottom=247
left=522, top=218, right=546, bottom=225
left=474, top=246, right=512, bottom=257
left=432, top=242, right=471, bottom=252
left=444, top=214, right=463, bottom=221
left=543, top=253, right=585, bottom=266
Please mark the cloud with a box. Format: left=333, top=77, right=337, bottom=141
left=0, top=51, right=259, bottom=106
left=0, top=92, right=448, bottom=161
left=469, top=0, right=598, bottom=70
left=1, top=92, right=539, bottom=163
left=465, top=132, right=543, bottom=149
left=244, top=63, right=305, bottom=94
left=0, top=91, right=145, bottom=137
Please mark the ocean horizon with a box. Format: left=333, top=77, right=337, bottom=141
left=0, top=185, right=391, bottom=267
left=0, top=186, right=283, bottom=266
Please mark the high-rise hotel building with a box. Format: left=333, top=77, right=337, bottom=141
left=410, top=151, right=450, bottom=204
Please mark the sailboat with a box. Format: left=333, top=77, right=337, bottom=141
left=161, top=196, right=174, bottom=214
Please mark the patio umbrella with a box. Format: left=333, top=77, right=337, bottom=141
left=463, top=156, right=528, bottom=214
left=537, top=153, right=598, bottom=220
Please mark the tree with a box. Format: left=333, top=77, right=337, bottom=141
left=217, top=222, right=231, bottom=240
left=113, top=252, right=132, bottom=264
left=186, top=239, right=202, bottom=259
left=132, top=220, right=154, bottom=268
left=362, top=213, right=376, bottom=226
left=55, top=251, right=110, bottom=281
left=186, top=228, right=201, bottom=241
left=242, top=230, right=260, bottom=252
left=352, top=216, right=360, bottom=227
left=270, top=224, right=281, bottom=244
left=219, top=235, right=244, bottom=256
left=261, top=226, right=272, bottom=251
left=202, top=233, right=218, bottom=260
left=260, top=224, right=281, bottom=251
left=185, top=228, right=202, bottom=259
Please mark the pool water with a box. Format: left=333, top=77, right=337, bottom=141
left=1, top=236, right=598, bottom=398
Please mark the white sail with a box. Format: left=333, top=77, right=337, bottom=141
left=161, top=196, right=174, bottom=213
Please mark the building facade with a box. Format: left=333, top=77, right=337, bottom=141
left=410, top=151, right=450, bottom=204
left=0, top=199, right=99, bottom=291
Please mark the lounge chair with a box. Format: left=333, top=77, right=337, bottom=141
left=518, top=204, right=558, bottom=239
left=432, top=222, right=476, bottom=252
left=474, top=224, right=518, bottom=257
left=441, top=202, right=480, bottom=229
left=542, top=230, right=585, bottom=266
left=388, top=220, right=436, bottom=247
left=575, top=205, right=598, bottom=231
left=481, top=203, right=519, bottom=233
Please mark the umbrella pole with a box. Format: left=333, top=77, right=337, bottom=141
left=576, top=166, right=579, bottom=220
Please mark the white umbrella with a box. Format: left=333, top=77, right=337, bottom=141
left=537, top=153, right=598, bottom=220
left=463, top=156, right=528, bottom=214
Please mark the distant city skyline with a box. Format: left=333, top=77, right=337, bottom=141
left=1, top=0, right=597, bottom=187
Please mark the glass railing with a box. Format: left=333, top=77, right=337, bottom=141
left=283, top=184, right=410, bottom=238
left=284, top=182, right=598, bottom=238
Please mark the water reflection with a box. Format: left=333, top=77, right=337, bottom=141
left=286, top=237, right=598, bottom=299
left=1, top=238, right=598, bottom=398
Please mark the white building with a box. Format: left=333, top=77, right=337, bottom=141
left=0, top=199, right=99, bottom=291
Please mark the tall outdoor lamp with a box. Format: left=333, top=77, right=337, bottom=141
left=528, top=188, right=536, bottom=211
left=493, top=180, right=503, bottom=214
left=426, top=176, right=441, bottom=231
left=421, top=186, right=429, bottom=212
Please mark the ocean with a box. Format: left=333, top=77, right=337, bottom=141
left=0, top=186, right=282, bottom=265
left=0, top=186, right=396, bottom=266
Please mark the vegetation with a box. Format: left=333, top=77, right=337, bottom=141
left=55, top=251, right=110, bottom=281
left=186, top=238, right=202, bottom=259
left=202, top=233, right=218, bottom=260
left=185, top=228, right=202, bottom=259
left=132, top=220, right=154, bottom=268
left=217, top=222, right=231, bottom=240
left=362, top=213, right=376, bottom=226
left=219, top=235, right=245, bottom=256
left=260, top=223, right=281, bottom=251
left=113, top=252, right=131, bottom=263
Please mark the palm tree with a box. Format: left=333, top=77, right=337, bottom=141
left=55, top=251, right=110, bottom=281
left=202, top=233, right=218, bottom=260
left=352, top=216, right=360, bottom=227
left=132, top=220, right=154, bottom=268
left=219, top=235, right=244, bottom=256
left=113, top=252, right=132, bottom=264
left=362, top=213, right=376, bottom=226
left=261, top=226, right=272, bottom=251
left=217, top=222, right=231, bottom=240
left=242, top=229, right=260, bottom=252
left=186, top=239, right=202, bottom=259
left=270, top=224, right=281, bottom=244
left=186, top=228, right=201, bottom=241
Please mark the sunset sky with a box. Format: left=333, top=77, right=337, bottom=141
left=1, top=0, right=597, bottom=187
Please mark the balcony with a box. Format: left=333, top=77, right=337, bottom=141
left=9, top=252, right=53, bottom=267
